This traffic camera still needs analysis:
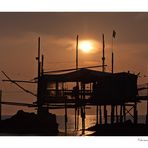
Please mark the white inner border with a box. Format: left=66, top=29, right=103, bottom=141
left=0, top=0, right=148, bottom=11
left=0, top=0, right=148, bottom=147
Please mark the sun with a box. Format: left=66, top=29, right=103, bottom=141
left=79, top=41, right=93, bottom=53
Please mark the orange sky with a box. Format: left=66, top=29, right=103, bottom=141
left=0, top=12, right=148, bottom=115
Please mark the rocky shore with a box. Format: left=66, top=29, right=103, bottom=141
left=0, top=110, right=59, bottom=135
left=86, top=120, right=148, bottom=136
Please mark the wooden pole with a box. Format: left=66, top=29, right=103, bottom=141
left=81, top=83, right=85, bottom=135
left=38, top=37, right=41, bottom=76
left=116, top=105, right=118, bottom=123
left=81, top=106, right=85, bottom=135
left=111, top=52, right=114, bottom=74
left=99, top=105, right=102, bottom=124
left=134, top=102, right=138, bottom=124
left=75, top=108, right=77, bottom=130
left=111, top=50, right=114, bottom=124
left=146, top=83, right=148, bottom=124
left=120, top=105, right=123, bottom=123
left=77, top=104, right=79, bottom=130
left=104, top=105, right=107, bottom=124
left=111, top=105, right=115, bottom=124
left=0, top=90, right=2, bottom=121
left=37, top=37, right=41, bottom=115
left=75, top=35, right=79, bottom=130
left=65, top=97, right=68, bottom=135
left=102, top=34, right=105, bottom=72
left=76, top=35, right=79, bottom=70
left=123, top=104, right=126, bottom=122
left=41, top=54, right=44, bottom=76
left=102, top=34, right=107, bottom=124
left=96, top=105, right=99, bottom=125
left=111, top=30, right=116, bottom=74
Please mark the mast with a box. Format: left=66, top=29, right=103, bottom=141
left=102, top=34, right=105, bottom=72
left=36, top=37, right=41, bottom=115
left=102, top=34, right=108, bottom=124
left=112, top=30, right=116, bottom=73
left=41, top=54, right=44, bottom=76
left=76, top=35, right=79, bottom=70
left=0, top=90, right=2, bottom=121
left=75, top=35, right=79, bottom=130
left=111, top=41, right=114, bottom=74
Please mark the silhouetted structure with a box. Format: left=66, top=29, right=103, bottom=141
left=35, top=67, right=142, bottom=133
left=1, top=36, right=148, bottom=136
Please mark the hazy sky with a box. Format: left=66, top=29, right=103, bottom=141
left=0, top=12, right=148, bottom=115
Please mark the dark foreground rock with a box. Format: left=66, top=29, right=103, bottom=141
left=0, top=110, right=59, bottom=135
left=86, top=120, right=148, bottom=136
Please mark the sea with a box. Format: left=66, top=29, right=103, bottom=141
left=1, top=115, right=146, bottom=136
left=56, top=115, right=146, bottom=136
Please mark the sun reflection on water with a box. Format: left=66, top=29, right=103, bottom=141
left=57, top=115, right=96, bottom=136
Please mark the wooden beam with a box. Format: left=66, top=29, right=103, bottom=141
left=44, top=65, right=107, bottom=74
left=0, top=90, right=2, bottom=121
left=2, top=80, right=36, bottom=83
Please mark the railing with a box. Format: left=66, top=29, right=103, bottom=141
left=138, top=83, right=148, bottom=96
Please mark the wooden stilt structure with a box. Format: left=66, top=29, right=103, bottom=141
left=2, top=34, right=148, bottom=136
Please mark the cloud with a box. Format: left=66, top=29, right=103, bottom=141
left=0, top=12, right=148, bottom=45
left=40, top=34, right=75, bottom=51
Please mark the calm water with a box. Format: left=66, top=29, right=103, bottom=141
left=56, top=115, right=146, bottom=136
left=2, top=115, right=146, bottom=136
left=57, top=115, right=97, bottom=135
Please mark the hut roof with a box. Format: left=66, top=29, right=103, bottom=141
left=43, top=68, right=113, bottom=83
left=43, top=69, right=137, bottom=83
